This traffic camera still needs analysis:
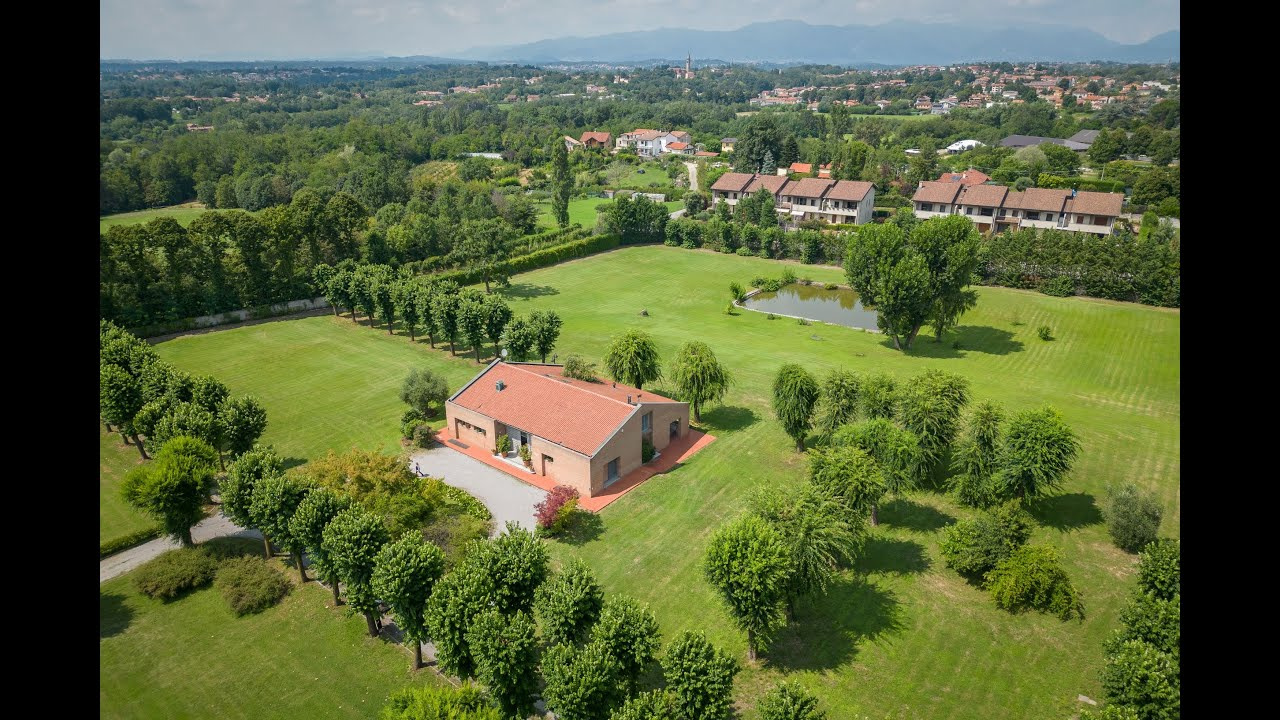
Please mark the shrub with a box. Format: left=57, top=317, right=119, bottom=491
left=823, top=282, right=838, bottom=290
left=563, top=354, right=599, bottom=382
left=758, top=681, right=826, bottom=720
left=535, top=485, right=581, bottom=535
left=725, top=303, right=736, bottom=315
left=750, top=276, right=768, bottom=288
left=1100, top=640, right=1180, bottom=720
left=779, top=267, right=797, bottom=285
left=1137, top=539, right=1179, bottom=601
left=401, top=418, right=424, bottom=440
left=401, top=408, right=425, bottom=427
left=133, top=548, right=218, bottom=600
left=766, top=313, right=778, bottom=320
left=100, top=525, right=161, bottom=558
left=985, top=545, right=1085, bottom=621
left=1038, top=276, right=1075, bottom=297
left=412, top=424, right=434, bottom=448
left=215, top=556, right=292, bottom=615
left=939, top=501, right=1034, bottom=576
left=1037, top=325, right=1053, bottom=341
left=1110, top=592, right=1180, bottom=659
left=642, top=438, right=656, bottom=462
left=798, top=276, right=813, bottom=286
left=439, top=484, right=492, bottom=521
left=495, top=435, right=511, bottom=455
left=729, top=281, right=745, bottom=303
left=1106, top=483, right=1163, bottom=553
left=796, top=317, right=810, bottom=326
left=519, top=444, right=533, bottom=466
left=760, top=278, right=783, bottom=292
left=381, top=681, right=502, bottom=720
left=736, top=247, right=753, bottom=256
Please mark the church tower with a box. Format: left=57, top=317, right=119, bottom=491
left=686, top=52, right=691, bottom=77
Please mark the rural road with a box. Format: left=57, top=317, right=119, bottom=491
left=669, top=161, right=699, bottom=219
left=100, top=512, right=263, bottom=583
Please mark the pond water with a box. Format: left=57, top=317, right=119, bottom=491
left=741, top=284, right=880, bottom=331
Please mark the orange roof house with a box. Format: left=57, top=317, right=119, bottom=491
left=579, top=131, right=612, bottom=148
left=445, top=361, right=691, bottom=498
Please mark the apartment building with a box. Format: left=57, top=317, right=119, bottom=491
left=710, top=173, right=875, bottom=226
left=911, top=182, right=1123, bottom=236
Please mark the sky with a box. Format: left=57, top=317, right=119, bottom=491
left=101, top=0, right=1179, bottom=60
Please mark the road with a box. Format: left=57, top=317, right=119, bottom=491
left=669, top=161, right=699, bottom=219
left=100, top=512, right=263, bottom=583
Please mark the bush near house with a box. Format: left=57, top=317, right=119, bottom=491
left=133, top=548, right=219, bottom=600
left=535, top=486, right=580, bottom=536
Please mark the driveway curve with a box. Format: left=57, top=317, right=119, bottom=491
left=410, top=446, right=546, bottom=536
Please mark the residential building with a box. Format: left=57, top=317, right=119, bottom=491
left=579, top=131, right=612, bottom=149
left=911, top=181, right=964, bottom=219
left=444, top=361, right=690, bottom=499
left=720, top=138, right=737, bottom=153
left=664, top=142, right=693, bottom=155
left=1000, top=134, right=1091, bottom=152
left=711, top=173, right=874, bottom=226
left=911, top=183, right=1122, bottom=235
left=944, top=139, right=985, bottom=154
left=937, top=169, right=991, bottom=185
left=617, top=129, right=689, bottom=157
left=563, top=135, right=584, bottom=152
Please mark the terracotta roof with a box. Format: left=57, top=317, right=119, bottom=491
left=666, top=142, right=689, bottom=150
left=957, top=183, right=1008, bottom=208
left=516, top=363, right=675, bottom=403
left=1065, top=190, right=1123, bottom=217
left=912, top=181, right=963, bottom=205
left=694, top=150, right=719, bottom=157
left=710, top=172, right=754, bottom=192
left=938, top=169, right=991, bottom=186
left=824, top=180, right=874, bottom=202
left=781, top=177, right=835, bottom=199
left=1012, top=188, right=1072, bottom=213
left=450, top=362, right=642, bottom=456
left=789, top=162, right=813, bottom=174
left=634, top=130, right=664, bottom=141
left=580, top=131, right=612, bottom=144
left=744, top=174, right=788, bottom=195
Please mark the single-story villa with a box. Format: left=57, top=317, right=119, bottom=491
left=445, top=361, right=691, bottom=498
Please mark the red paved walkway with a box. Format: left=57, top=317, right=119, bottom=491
left=432, top=427, right=716, bottom=512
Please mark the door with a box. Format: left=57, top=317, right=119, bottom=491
left=669, top=419, right=680, bottom=439
left=606, top=458, right=620, bottom=487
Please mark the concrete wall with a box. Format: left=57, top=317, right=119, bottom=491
left=528, top=436, right=592, bottom=497
left=857, top=189, right=875, bottom=225
left=445, top=401, right=498, bottom=452
left=588, top=409, right=644, bottom=496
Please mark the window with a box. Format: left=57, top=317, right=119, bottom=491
left=980, top=208, right=993, bottom=217
left=966, top=207, right=974, bottom=214
left=1093, top=216, right=1109, bottom=226
left=919, top=202, right=932, bottom=212
left=1076, top=215, right=1085, bottom=224
left=641, top=412, right=652, bottom=433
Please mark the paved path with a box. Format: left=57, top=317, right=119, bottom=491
left=685, top=161, right=698, bottom=193
left=100, top=512, right=262, bottom=584
left=410, top=445, right=546, bottom=535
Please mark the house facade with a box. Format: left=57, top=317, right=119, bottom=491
left=617, top=129, right=690, bottom=157
left=445, top=361, right=690, bottom=499
left=579, top=131, right=612, bottom=149
left=911, top=182, right=1123, bottom=235
left=710, top=173, right=874, bottom=226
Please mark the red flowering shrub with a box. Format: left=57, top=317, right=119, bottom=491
left=535, top=485, right=580, bottom=534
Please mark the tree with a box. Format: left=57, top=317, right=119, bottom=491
left=541, top=641, right=622, bottom=720
left=813, top=368, right=859, bottom=438
left=457, top=218, right=512, bottom=293
left=602, top=194, right=669, bottom=245
left=392, top=279, right=421, bottom=341
left=190, top=375, right=230, bottom=414
left=759, top=681, right=827, bottom=720
left=950, top=401, right=1005, bottom=508
left=500, top=315, right=537, bottom=361
left=833, top=419, right=926, bottom=499
left=529, top=309, right=563, bottom=363
left=552, top=139, right=572, bottom=229
left=482, top=293, right=512, bottom=356
left=431, top=290, right=462, bottom=354
left=562, top=354, right=599, bottom=381
left=1106, top=483, right=1163, bottom=553
left=875, top=252, right=933, bottom=350
left=348, top=267, right=375, bottom=325
left=591, top=595, right=661, bottom=695
left=101, top=363, right=147, bottom=458
left=1100, top=640, right=1180, bottom=720
left=772, top=364, right=820, bottom=452
left=416, top=279, right=442, bottom=346
left=734, top=114, right=784, bottom=174
left=250, top=474, right=313, bottom=582
left=603, top=329, right=663, bottom=390
left=668, top=341, right=732, bottom=422
left=372, top=532, right=445, bottom=670
left=120, top=436, right=218, bottom=546
left=400, top=368, right=449, bottom=418
left=321, top=506, right=390, bottom=637
left=466, top=609, right=540, bottom=718
left=896, top=368, right=970, bottom=477
left=222, top=446, right=283, bottom=557
left=1112, top=592, right=1180, bottom=660
left=1088, top=129, right=1126, bottom=166
left=474, top=522, right=549, bottom=614
left=327, top=268, right=354, bottom=318
left=1137, top=539, right=1179, bottom=601
left=859, top=372, right=897, bottom=420
left=985, top=544, right=1085, bottom=621
left=535, top=558, right=605, bottom=646
left=994, top=406, right=1079, bottom=503
left=807, top=444, right=886, bottom=524
left=911, top=215, right=982, bottom=342
left=662, top=630, right=739, bottom=720
left=703, top=514, right=792, bottom=660
left=751, top=484, right=865, bottom=618
left=425, top=554, right=494, bottom=679
left=938, top=500, right=1034, bottom=576
left=218, top=395, right=268, bottom=459
left=372, top=273, right=397, bottom=333
left=761, top=149, right=777, bottom=175
left=151, top=401, right=220, bottom=458
left=289, top=486, right=350, bottom=606
left=609, top=690, right=681, bottom=720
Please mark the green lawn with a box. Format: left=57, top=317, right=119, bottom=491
left=100, top=203, right=252, bottom=233
left=100, top=425, right=154, bottom=543
left=100, top=552, right=448, bottom=719
left=139, top=246, right=1179, bottom=719
left=534, top=198, right=683, bottom=231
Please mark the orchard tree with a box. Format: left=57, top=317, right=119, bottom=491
left=772, top=364, right=820, bottom=452
left=467, top=609, right=540, bottom=719
left=392, top=279, right=421, bottom=341
left=373, top=273, right=396, bottom=333
left=534, top=558, right=605, bottom=646
left=500, top=316, right=537, bottom=361
left=807, top=445, right=886, bottom=524
left=541, top=641, right=622, bottom=720
left=120, top=436, right=218, bottom=547
left=759, top=681, right=827, bottom=720
left=100, top=363, right=147, bottom=458
left=289, top=486, right=350, bottom=605
left=663, top=631, right=739, bottom=720
left=416, top=279, right=441, bottom=346
left=703, top=514, right=793, bottom=660
left=994, top=406, right=1079, bottom=503
left=250, top=474, right=313, bottom=581
left=400, top=368, right=449, bottom=418
left=218, top=395, right=268, bottom=459
left=321, top=506, right=391, bottom=637
left=458, top=292, right=489, bottom=362
left=668, top=341, right=732, bottom=422
left=222, top=446, right=284, bottom=558
left=431, top=290, right=462, bottom=354
left=529, top=309, right=563, bottom=363
left=373, top=531, right=446, bottom=669
left=813, top=368, right=860, bottom=438
left=603, top=329, right=663, bottom=390
left=591, top=595, right=661, bottom=695
left=483, top=294, right=512, bottom=356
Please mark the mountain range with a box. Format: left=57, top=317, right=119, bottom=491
left=456, top=20, right=1179, bottom=66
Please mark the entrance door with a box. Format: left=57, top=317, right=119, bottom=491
left=606, top=458, right=620, bottom=487
left=669, top=419, right=680, bottom=439
left=507, top=427, right=530, bottom=457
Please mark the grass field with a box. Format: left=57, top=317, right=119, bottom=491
left=534, top=198, right=683, bottom=230
left=130, top=246, right=1178, bottom=719
left=99, top=202, right=247, bottom=232
left=100, top=545, right=447, bottom=719
left=100, top=425, right=154, bottom=543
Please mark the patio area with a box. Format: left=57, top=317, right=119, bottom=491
left=431, top=426, right=716, bottom=512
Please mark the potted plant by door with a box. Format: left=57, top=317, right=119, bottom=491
left=519, top=444, right=533, bottom=470
left=495, top=435, right=511, bottom=456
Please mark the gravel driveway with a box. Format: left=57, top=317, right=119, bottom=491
left=410, top=446, right=547, bottom=535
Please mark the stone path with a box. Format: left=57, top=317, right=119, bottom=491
left=100, top=512, right=262, bottom=584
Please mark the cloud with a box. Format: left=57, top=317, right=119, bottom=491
left=100, top=0, right=1179, bottom=59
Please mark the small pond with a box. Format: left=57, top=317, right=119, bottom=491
left=741, top=283, right=880, bottom=331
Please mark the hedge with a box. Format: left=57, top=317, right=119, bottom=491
left=439, top=483, right=493, bottom=522
left=100, top=525, right=163, bottom=558
left=1036, top=174, right=1127, bottom=194
left=431, top=233, right=622, bottom=286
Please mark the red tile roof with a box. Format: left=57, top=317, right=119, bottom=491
left=710, top=172, right=755, bottom=192
left=580, top=131, right=612, bottom=144
left=824, top=180, right=874, bottom=202
left=666, top=142, right=689, bottom=150
left=956, top=183, right=1008, bottom=208
left=912, top=181, right=964, bottom=205
left=694, top=150, right=719, bottom=157
left=781, top=177, right=835, bottom=199
left=1011, top=188, right=1072, bottom=213
left=744, top=174, right=788, bottom=195
left=937, top=169, right=991, bottom=185
left=450, top=362, right=649, bottom=456
left=1065, top=190, right=1123, bottom=217
left=789, top=162, right=813, bottom=174
left=517, top=364, right=675, bottom=403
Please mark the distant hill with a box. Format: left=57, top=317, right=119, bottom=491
left=457, top=20, right=1179, bottom=66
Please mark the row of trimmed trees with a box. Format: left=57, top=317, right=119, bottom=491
left=101, top=321, right=268, bottom=467
left=313, top=262, right=565, bottom=364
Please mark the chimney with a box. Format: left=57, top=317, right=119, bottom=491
left=627, top=395, right=632, bottom=404
left=496, top=380, right=505, bottom=391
